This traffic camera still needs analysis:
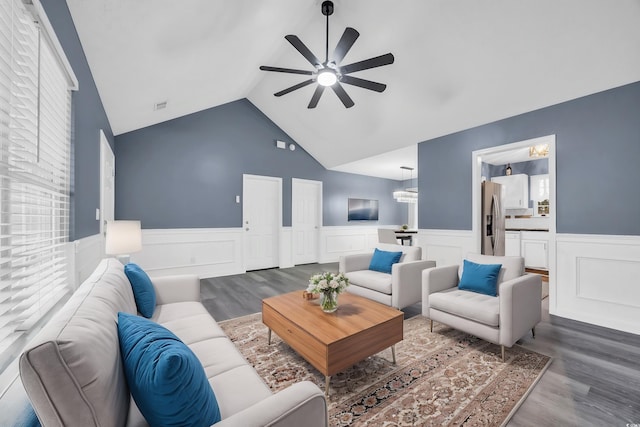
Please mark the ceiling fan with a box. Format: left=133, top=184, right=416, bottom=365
left=259, top=0, right=394, bottom=109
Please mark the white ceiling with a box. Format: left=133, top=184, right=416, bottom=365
left=66, top=0, right=640, bottom=180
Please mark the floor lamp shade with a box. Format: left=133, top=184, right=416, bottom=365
left=105, top=220, right=142, bottom=256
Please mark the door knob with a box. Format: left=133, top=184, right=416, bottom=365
left=246, top=227, right=250, bottom=231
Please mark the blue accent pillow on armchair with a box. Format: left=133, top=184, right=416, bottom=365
left=369, top=248, right=403, bottom=274
left=117, top=312, right=221, bottom=427
left=124, top=263, right=156, bottom=318
left=458, top=259, right=502, bottom=297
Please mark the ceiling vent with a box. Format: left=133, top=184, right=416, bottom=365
left=153, top=101, right=167, bottom=111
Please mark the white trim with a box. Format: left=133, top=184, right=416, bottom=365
left=31, top=0, right=79, bottom=90
left=472, top=134, right=557, bottom=312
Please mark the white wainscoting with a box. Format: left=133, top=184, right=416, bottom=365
left=279, top=227, right=294, bottom=269
left=131, top=228, right=244, bottom=279
left=556, top=233, right=640, bottom=335
left=319, top=226, right=380, bottom=263
left=416, top=229, right=476, bottom=268
left=72, top=233, right=105, bottom=289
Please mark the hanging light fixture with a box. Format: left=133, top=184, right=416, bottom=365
left=529, top=144, right=549, bottom=158
left=393, top=166, right=418, bottom=203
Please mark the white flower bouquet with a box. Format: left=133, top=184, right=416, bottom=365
left=307, top=272, right=349, bottom=295
left=307, top=272, right=349, bottom=313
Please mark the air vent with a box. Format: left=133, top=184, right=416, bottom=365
left=154, top=101, right=167, bottom=111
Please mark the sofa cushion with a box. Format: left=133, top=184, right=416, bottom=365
left=344, top=270, right=392, bottom=294
left=458, top=259, right=501, bottom=297
left=19, top=258, right=137, bottom=427
left=117, top=312, right=221, bottom=427
left=369, top=248, right=402, bottom=274
left=429, top=288, right=500, bottom=327
left=124, top=263, right=156, bottom=318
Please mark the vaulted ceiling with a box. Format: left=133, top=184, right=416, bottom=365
left=66, top=0, right=640, bottom=180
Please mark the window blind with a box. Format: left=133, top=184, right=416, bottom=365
left=0, top=0, right=72, bottom=372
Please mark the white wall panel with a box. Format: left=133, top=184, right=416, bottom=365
left=556, top=234, right=640, bottom=335
left=417, top=229, right=475, bottom=268
left=319, top=226, right=380, bottom=263
left=131, top=228, right=244, bottom=278
left=73, top=233, right=104, bottom=289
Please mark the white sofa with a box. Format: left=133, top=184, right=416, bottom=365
left=339, top=243, right=436, bottom=309
left=19, top=258, right=327, bottom=427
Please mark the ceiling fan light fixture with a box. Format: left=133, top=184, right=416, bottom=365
left=317, top=70, right=337, bottom=86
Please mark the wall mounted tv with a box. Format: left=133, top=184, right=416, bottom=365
left=348, top=198, right=379, bottom=221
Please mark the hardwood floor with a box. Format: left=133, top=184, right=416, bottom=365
left=202, top=263, right=640, bottom=427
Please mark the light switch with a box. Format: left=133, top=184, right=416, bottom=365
left=235, top=195, right=240, bottom=204
left=95, top=208, right=100, bottom=220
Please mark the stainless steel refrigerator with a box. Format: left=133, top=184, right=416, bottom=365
left=481, top=181, right=505, bottom=256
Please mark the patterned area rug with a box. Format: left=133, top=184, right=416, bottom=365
left=219, top=313, right=551, bottom=426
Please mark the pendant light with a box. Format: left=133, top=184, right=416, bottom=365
left=393, top=166, right=417, bottom=203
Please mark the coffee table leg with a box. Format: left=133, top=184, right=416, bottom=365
left=391, top=345, right=396, bottom=364
left=267, top=328, right=272, bottom=345
left=325, top=376, right=330, bottom=395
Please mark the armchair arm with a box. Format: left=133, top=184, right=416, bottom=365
left=215, top=381, right=327, bottom=427
left=150, top=274, right=201, bottom=304
left=390, top=260, right=436, bottom=309
left=339, top=253, right=373, bottom=273
left=421, top=265, right=460, bottom=316
left=498, top=273, right=542, bottom=347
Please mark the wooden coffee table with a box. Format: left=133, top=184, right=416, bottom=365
left=262, top=291, right=403, bottom=395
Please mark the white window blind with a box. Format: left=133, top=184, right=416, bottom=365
left=0, top=0, right=73, bottom=371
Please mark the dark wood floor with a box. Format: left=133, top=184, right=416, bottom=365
left=202, top=263, right=640, bottom=427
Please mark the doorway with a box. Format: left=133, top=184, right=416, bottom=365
left=99, top=130, right=115, bottom=236
left=243, top=174, right=282, bottom=271
left=292, top=178, right=322, bottom=265
left=471, top=135, right=556, bottom=310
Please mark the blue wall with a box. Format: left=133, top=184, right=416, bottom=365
left=115, top=99, right=406, bottom=228
left=39, top=0, right=114, bottom=241
left=418, top=80, right=640, bottom=235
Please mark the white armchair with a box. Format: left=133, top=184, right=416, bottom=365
left=422, top=253, right=541, bottom=361
left=339, top=243, right=436, bottom=309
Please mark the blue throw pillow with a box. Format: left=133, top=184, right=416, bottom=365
left=117, top=312, right=221, bottom=427
left=124, top=263, right=156, bottom=318
left=369, top=248, right=403, bottom=274
left=458, top=259, right=502, bottom=297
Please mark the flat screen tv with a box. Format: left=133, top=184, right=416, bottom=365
left=348, top=198, right=379, bottom=221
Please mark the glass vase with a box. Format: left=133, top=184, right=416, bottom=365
left=320, top=291, right=338, bottom=313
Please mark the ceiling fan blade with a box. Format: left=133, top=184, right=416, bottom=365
left=340, top=75, right=387, bottom=93
left=340, top=53, right=395, bottom=74
left=307, top=85, right=325, bottom=109
left=274, top=79, right=315, bottom=97
left=285, top=35, right=322, bottom=67
left=331, top=27, right=359, bottom=65
left=260, top=65, right=313, bottom=75
left=331, top=83, right=355, bottom=108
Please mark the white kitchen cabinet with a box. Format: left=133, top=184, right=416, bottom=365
left=505, top=231, right=521, bottom=256
left=491, top=174, right=529, bottom=209
left=520, top=231, right=549, bottom=269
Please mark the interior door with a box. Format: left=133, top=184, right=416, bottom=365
left=292, top=178, right=321, bottom=265
left=100, top=130, right=115, bottom=236
left=243, top=174, right=281, bottom=271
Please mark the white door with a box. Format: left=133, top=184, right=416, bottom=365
left=243, top=175, right=281, bottom=271
left=292, top=179, right=321, bottom=265
left=100, top=130, right=115, bottom=236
